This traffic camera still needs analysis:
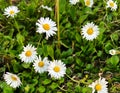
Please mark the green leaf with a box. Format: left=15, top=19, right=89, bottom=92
left=67, top=82, right=73, bottom=88
left=82, top=87, right=91, bottom=93
left=21, top=71, right=30, bottom=78
left=57, top=92, right=62, bottom=93
left=38, top=86, right=45, bottom=93
left=61, top=48, right=73, bottom=58
left=76, top=58, right=83, bottom=66
left=24, top=85, right=30, bottom=93
left=55, top=48, right=61, bottom=58
left=65, top=22, right=71, bottom=28
left=65, top=56, right=74, bottom=64
left=79, top=15, right=88, bottom=24
left=3, top=84, right=13, bottom=93
left=110, top=56, right=119, bottom=66
left=60, top=0, right=66, bottom=13
left=32, top=79, right=38, bottom=86
left=75, top=33, right=81, bottom=43
left=85, top=64, right=93, bottom=70
left=59, top=78, right=64, bottom=84
left=26, top=3, right=36, bottom=17
left=75, top=85, right=81, bottom=92
left=16, top=33, right=24, bottom=45
left=29, top=85, right=35, bottom=93
left=105, top=42, right=113, bottom=53
left=69, top=7, right=76, bottom=20
left=50, top=82, right=58, bottom=90
left=42, top=79, right=51, bottom=85
left=47, top=45, right=54, bottom=60
left=97, top=51, right=103, bottom=57
left=22, top=63, right=31, bottom=68
left=11, top=59, right=21, bottom=73
left=110, top=32, right=119, bottom=41
left=42, top=45, right=48, bottom=57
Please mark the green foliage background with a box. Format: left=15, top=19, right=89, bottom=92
left=0, top=0, right=120, bottom=93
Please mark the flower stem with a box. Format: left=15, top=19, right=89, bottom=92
left=56, top=0, right=60, bottom=48
left=58, top=86, right=67, bottom=92
left=9, top=0, right=12, bottom=4
left=6, top=63, right=10, bottom=72
left=66, top=74, right=79, bottom=84
left=14, top=18, right=20, bottom=33
left=37, top=36, right=42, bottom=49
left=66, top=74, right=89, bottom=85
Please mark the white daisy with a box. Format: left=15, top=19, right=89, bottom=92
left=36, top=17, right=57, bottom=39
left=48, top=60, right=66, bottom=79
left=69, top=0, right=79, bottom=5
left=3, top=72, right=22, bottom=88
left=41, top=5, right=52, bottom=11
left=4, top=6, right=20, bottom=18
left=84, top=0, right=94, bottom=7
left=81, top=22, right=99, bottom=40
left=33, top=55, right=49, bottom=73
left=106, top=0, right=117, bottom=11
left=89, top=77, right=108, bottom=93
left=19, top=44, right=37, bottom=63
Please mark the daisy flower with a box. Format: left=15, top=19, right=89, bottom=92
left=41, top=5, right=52, bottom=11
left=33, top=55, right=49, bottom=74
left=3, top=72, right=22, bottom=88
left=89, top=77, right=108, bottom=93
left=48, top=60, right=66, bottom=79
left=69, top=0, right=79, bottom=5
left=81, top=22, right=99, bottom=40
left=106, top=0, right=117, bottom=11
left=19, top=44, right=37, bottom=63
left=36, top=17, right=57, bottom=39
left=84, top=0, right=94, bottom=7
left=4, top=6, right=20, bottom=18
left=109, top=49, right=116, bottom=55
left=109, top=49, right=120, bottom=55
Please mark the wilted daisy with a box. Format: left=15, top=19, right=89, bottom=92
left=109, top=49, right=117, bottom=55
left=69, top=0, right=79, bottom=5
left=109, top=49, right=120, bottom=55
left=41, top=5, right=52, bottom=11
left=19, top=44, right=37, bottom=63
left=33, top=55, right=49, bottom=73
left=4, top=6, right=20, bottom=18
left=89, top=77, right=108, bottom=93
left=81, top=22, right=99, bottom=40
left=48, top=60, right=66, bottom=79
left=106, top=0, right=117, bottom=11
left=84, top=0, right=94, bottom=7
left=4, top=72, right=22, bottom=88
left=36, top=17, right=57, bottom=39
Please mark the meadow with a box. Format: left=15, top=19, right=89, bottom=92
left=0, top=0, right=120, bottom=93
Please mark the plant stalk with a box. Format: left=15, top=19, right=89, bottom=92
left=56, top=0, right=60, bottom=48
left=14, top=18, right=20, bottom=33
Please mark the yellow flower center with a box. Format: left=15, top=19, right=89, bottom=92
left=95, top=84, right=102, bottom=91
left=9, top=10, right=15, bottom=15
left=87, top=28, right=94, bottom=35
left=11, top=75, right=17, bottom=81
left=110, top=2, right=114, bottom=7
left=25, top=50, right=32, bottom=57
left=53, top=66, right=60, bottom=72
left=38, top=61, right=44, bottom=67
left=86, top=0, right=90, bottom=6
left=43, top=24, right=50, bottom=30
